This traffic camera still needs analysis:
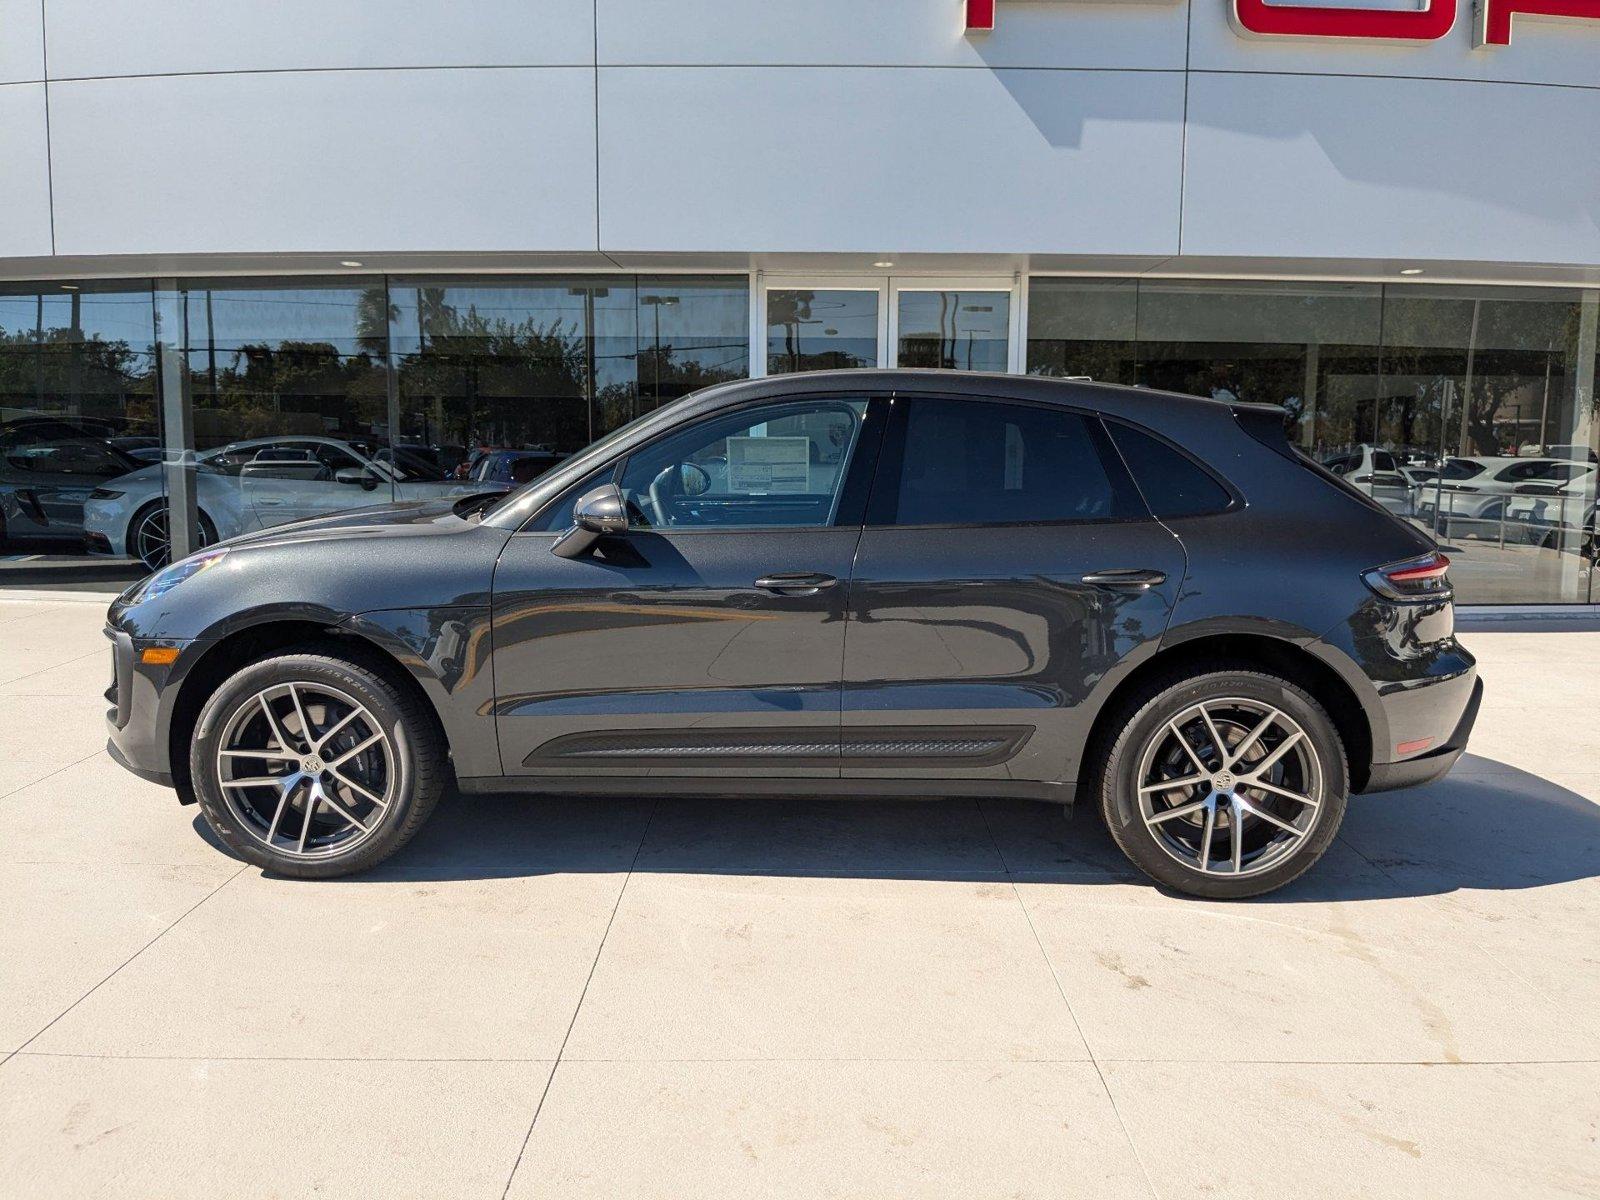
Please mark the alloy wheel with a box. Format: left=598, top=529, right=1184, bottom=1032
left=214, top=681, right=397, bottom=860
left=131, top=506, right=212, bottom=570
left=1134, top=697, right=1324, bottom=879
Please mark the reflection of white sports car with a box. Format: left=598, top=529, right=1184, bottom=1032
left=83, top=436, right=505, bottom=568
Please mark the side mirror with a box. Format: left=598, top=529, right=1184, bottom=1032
left=551, top=483, right=628, bottom=559
left=336, top=466, right=380, bottom=492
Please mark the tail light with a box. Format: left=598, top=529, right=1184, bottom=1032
left=1362, top=551, right=1453, bottom=603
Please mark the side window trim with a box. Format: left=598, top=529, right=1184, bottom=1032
left=863, top=390, right=1150, bottom=530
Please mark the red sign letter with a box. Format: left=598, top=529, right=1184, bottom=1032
left=1231, top=0, right=1456, bottom=40
left=1477, top=0, right=1600, bottom=44
left=966, top=0, right=996, bottom=32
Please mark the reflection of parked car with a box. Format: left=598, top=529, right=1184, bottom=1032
left=1505, top=466, right=1598, bottom=545
left=1319, top=445, right=1411, bottom=515
left=1416, top=456, right=1592, bottom=536
left=468, top=449, right=566, bottom=486
left=82, top=435, right=509, bottom=569
left=1, top=418, right=145, bottom=548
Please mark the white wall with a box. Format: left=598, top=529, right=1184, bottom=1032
left=2, top=0, right=1596, bottom=266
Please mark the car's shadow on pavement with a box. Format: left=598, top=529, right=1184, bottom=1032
left=197, top=753, right=1600, bottom=902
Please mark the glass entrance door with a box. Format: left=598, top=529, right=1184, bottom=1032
left=757, top=276, right=1019, bottom=376
left=891, top=281, right=1015, bottom=373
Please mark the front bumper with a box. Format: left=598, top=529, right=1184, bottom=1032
left=104, top=624, right=201, bottom=792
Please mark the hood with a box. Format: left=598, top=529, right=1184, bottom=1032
left=216, top=497, right=495, bottom=552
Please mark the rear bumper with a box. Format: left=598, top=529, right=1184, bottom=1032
left=1362, top=675, right=1483, bottom=794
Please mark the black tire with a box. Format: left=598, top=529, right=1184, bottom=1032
left=1095, top=669, right=1348, bottom=899
left=190, top=651, right=445, bottom=878
left=128, top=501, right=217, bottom=571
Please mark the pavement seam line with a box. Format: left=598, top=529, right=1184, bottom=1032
left=498, top=798, right=660, bottom=1200
left=0, top=745, right=117, bottom=801
left=973, top=799, right=1164, bottom=1200
left=0, top=864, right=249, bottom=1071
left=0, top=644, right=108, bottom=690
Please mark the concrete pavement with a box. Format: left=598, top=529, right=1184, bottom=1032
left=1, top=594, right=1597, bottom=1198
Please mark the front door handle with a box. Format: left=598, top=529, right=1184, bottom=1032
left=754, top=572, right=838, bottom=595
left=1081, top=568, right=1167, bottom=590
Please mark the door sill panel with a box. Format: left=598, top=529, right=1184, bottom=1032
left=458, top=775, right=1073, bottom=803
left=521, top=725, right=1033, bottom=770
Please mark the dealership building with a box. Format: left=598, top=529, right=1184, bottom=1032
left=2, top=0, right=1597, bottom=604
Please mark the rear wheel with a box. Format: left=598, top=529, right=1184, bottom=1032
left=1096, top=670, right=1348, bottom=899
left=190, top=652, right=445, bottom=878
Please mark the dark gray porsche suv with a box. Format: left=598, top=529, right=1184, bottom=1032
left=105, top=371, right=1480, bottom=898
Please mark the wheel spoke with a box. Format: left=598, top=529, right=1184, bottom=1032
left=1230, top=708, right=1281, bottom=765
left=1239, top=797, right=1305, bottom=836
left=328, top=766, right=387, bottom=809
left=312, top=708, right=362, bottom=754
left=1229, top=800, right=1244, bottom=873
left=1168, top=721, right=1209, bottom=773
left=1248, top=728, right=1305, bottom=776
left=218, top=747, right=300, bottom=762
left=316, top=789, right=370, bottom=833
left=287, top=684, right=313, bottom=746
left=326, top=730, right=383, bottom=770
left=297, top=795, right=317, bottom=853
left=1197, top=804, right=1216, bottom=872
left=1146, top=798, right=1207, bottom=827
left=1243, top=777, right=1319, bottom=809
left=220, top=775, right=291, bottom=790
left=265, top=784, right=295, bottom=843
left=1139, top=773, right=1208, bottom=795
left=1198, top=705, right=1227, bottom=767
left=258, top=695, right=298, bottom=755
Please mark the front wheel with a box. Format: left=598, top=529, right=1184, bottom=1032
left=129, top=502, right=217, bottom=570
left=190, top=652, right=446, bottom=878
left=1096, top=670, right=1348, bottom=899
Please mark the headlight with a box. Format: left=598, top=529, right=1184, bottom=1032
left=127, top=547, right=230, bottom=604
left=89, top=488, right=125, bottom=500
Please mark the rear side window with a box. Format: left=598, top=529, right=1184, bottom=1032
left=1107, top=422, right=1232, bottom=518
left=1440, top=458, right=1485, bottom=481
left=875, top=398, right=1141, bottom=526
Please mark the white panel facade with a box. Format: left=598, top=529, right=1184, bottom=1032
left=0, top=0, right=44, bottom=83
left=47, top=68, right=598, bottom=256
left=1180, top=72, right=1600, bottom=264
left=1189, top=6, right=1600, bottom=90
left=0, top=83, right=53, bottom=258
left=598, top=66, right=1186, bottom=254
left=44, top=0, right=594, bottom=77
left=597, top=0, right=1189, bottom=70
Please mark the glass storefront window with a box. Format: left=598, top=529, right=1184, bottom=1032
left=634, top=277, right=750, bottom=414
left=0, top=282, right=159, bottom=582
left=766, top=289, right=880, bottom=374
left=1026, top=277, right=1600, bottom=604
left=897, top=290, right=1010, bottom=372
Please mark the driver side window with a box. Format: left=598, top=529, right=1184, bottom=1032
left=616, top=399, right=868, bottom=530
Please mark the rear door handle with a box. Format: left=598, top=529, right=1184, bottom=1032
left=754, top=572, right=838, bottom=595
left=1081, top=568, right=1167, bottom=590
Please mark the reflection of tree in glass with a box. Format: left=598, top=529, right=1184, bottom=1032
left=0, top=325, right=158, bottom=433
left=397, top=294, right=589, bottom=462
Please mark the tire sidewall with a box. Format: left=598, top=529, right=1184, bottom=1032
left=190, top=654, right=424, bottom=878
left=1101, top=670, right=1348, bottom=899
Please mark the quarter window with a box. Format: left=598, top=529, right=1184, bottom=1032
left=1107, top=422, right=1232, bottom=518
left=878, top=398, right=1141, bottom=526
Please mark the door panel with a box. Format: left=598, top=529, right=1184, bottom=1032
left=491, top=529, right=858, bottom=777
left=840, top=393, right=1184, bottom=785
left=489, top=393, right=886, bottom=778
left=842, top=523, right=1183, bottom=783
